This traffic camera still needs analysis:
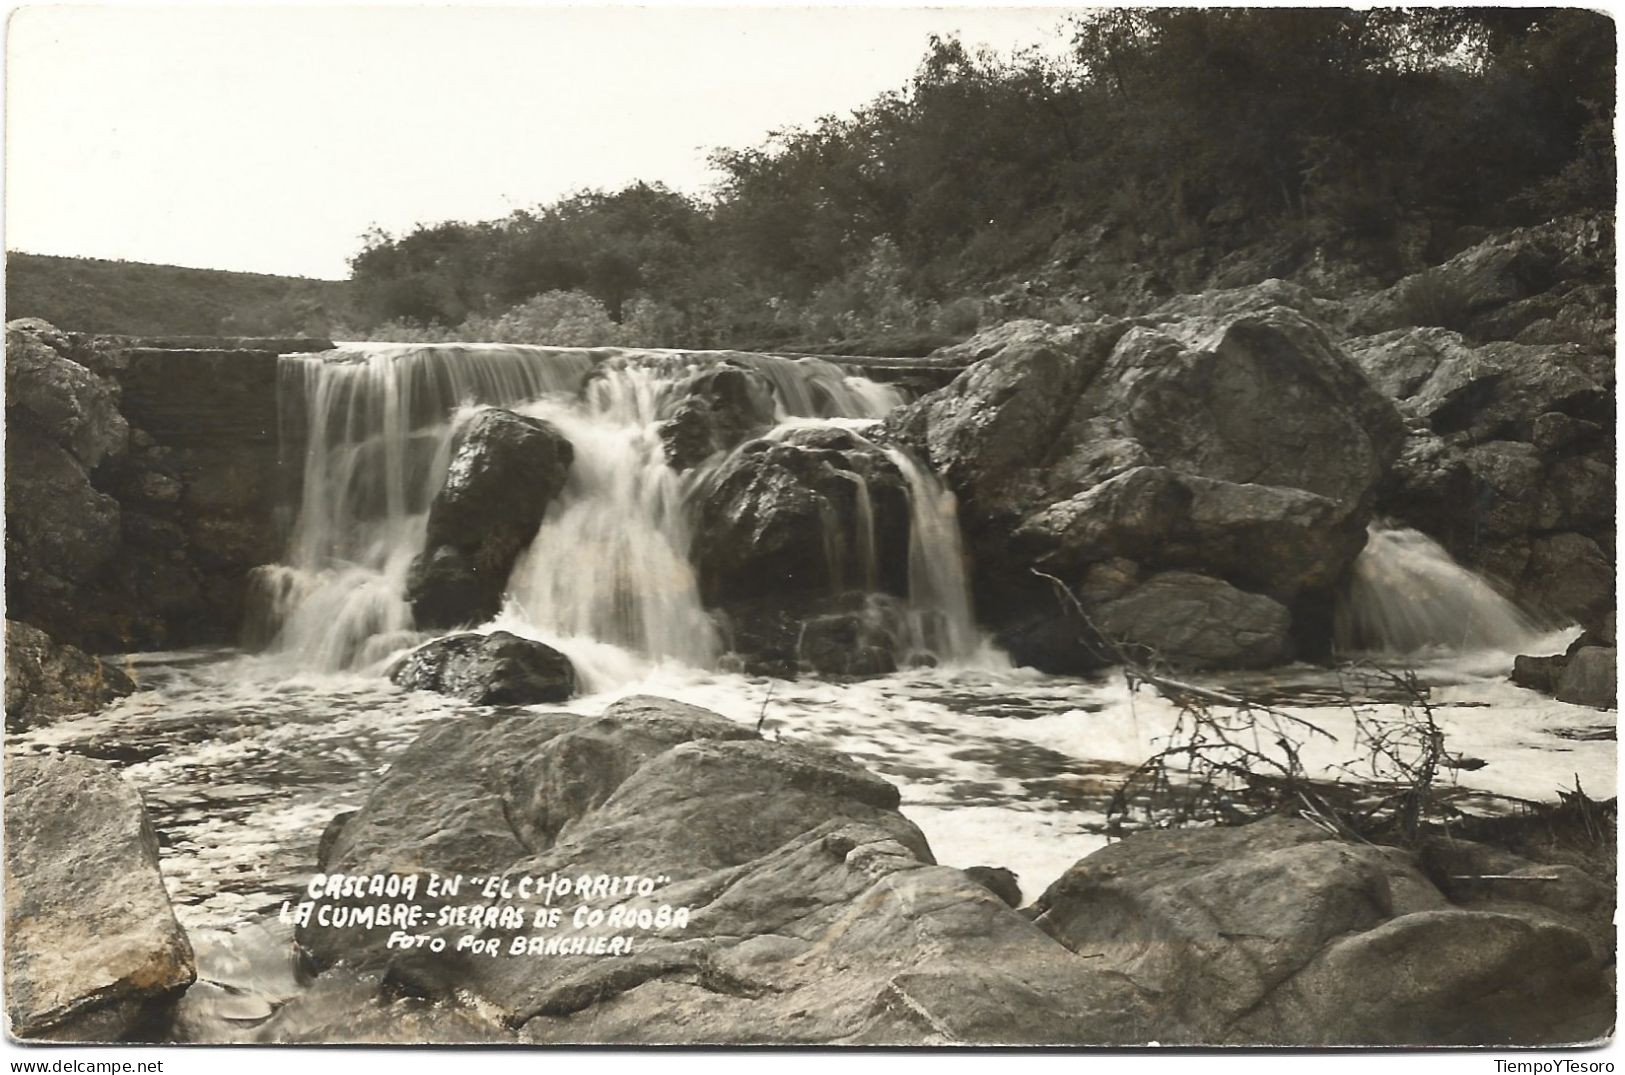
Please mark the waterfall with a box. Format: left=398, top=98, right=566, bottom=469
left=501, top=363, right=719, bottom=670
left=887, top=448, right=1007, bottom=669
left=250, top=344, right=593, bottom=670
left=731, top=353, right=904, bottom=419
left=1334, top=524, right=1551, bottom=656
left=251, top=342, right=951, bottom=679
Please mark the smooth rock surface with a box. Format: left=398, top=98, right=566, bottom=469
left=1034, top=816, right=1610, bottom=1046
left=1092, top=571, right=1293, bottom=669
left=4, top=754, right=195, bottom=1040
left=298, top=696, right=1158, bottom=1044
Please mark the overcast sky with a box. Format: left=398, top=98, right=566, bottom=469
left=6, top=4, right=1074, bottom=279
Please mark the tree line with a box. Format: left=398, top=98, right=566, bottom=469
left=345, top=8, right=1614, bottom=350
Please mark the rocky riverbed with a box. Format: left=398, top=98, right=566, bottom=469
left=3, top=211, right=1615, bottom=1046
left=5, top=645, right=1616, bottom=1043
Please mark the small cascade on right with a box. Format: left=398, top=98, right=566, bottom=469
left=886, top=447, right=1009, bottom=670
left=1334, top=524, right=1551, bottom=656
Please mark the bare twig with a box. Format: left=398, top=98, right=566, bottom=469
left=755, top=680, right=777, bottom=736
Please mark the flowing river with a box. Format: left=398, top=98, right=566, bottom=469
left=5, top=342, right=1614, bottom=1039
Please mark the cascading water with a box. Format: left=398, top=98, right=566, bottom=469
left=249, top=341, right=984, bottom=679
left=249, top=344, right=594, bottom=670
left=887, top=447, right=1007, bottom=669
left=1334, top=524, right=1552, bottom=656
left=499, top=363, right=720, bottom=681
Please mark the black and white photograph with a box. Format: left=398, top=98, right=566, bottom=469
left=1, top=2, right=1617, bottom=1056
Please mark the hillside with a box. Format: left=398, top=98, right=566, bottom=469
left=340, top=10, right=1613, bottom=353
left=5, top=252, right=352, bottom=337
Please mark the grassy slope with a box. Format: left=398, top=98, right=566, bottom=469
left=5, top=252, right=352, bottom=336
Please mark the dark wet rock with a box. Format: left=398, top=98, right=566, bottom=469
left=657, top=363, right=778, bottom=471
left=407, top=409, right=573, bottom=628
left=1577, top=611, right=1616, bottom=649
left=716, top=592, right=908, bottom=678
left=962, top=866, right=1023, bottom=908
left=796, top=596, right=906, bottom=677
left=389, top=631, right=576, bottom=705
left=1092, top=571, right=1292, bottom=670
left=1512, top=618, right=1617, bottom=710
left=3, top=325, right=312, bottom=652
left=886, top=307, right=1402, bottom=669
left=299, top=695, right=1160, bottom=1045
left=5, top=426, right=123, bottom=632
left=4, top=754, right=195, bottom=1040
left=1555, top=647, right=1617, bottom=710
left=1532, top=411, right=1606, bottom=455
left=1512, top=653, right=1568, bottom=696
left=4, top=620, right=136, bottom=732
left=1034, top=816, right=1611, bottom=1046
left=992, top=611, right=1111, bottom=676
left=693, top=427, right=911, bottom=605
left=402, top=547, right=485, bottom=632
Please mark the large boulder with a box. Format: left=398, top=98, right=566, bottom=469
left=1015, top=468, right=1365, bottom=602
left=296, top=695, right=1160, bottom=1044
left=406, top=409, right=573, bottom=629
left=1033, top=816, right=1612, bottom=1046
left=5, top=754, right=195, bottom=1040
left=5, top=620, right=136, bottom=732
left=389, top=630, right=576, bottom=705
left=6, top=321, right=128, bottom=469
left=1091, top=571, right=1292, bottom=670
left=886, top=307, right=1404, bottom=669
left=657, top=362, right=778, bottom=471
left=692, top=427, right=911, bottom=605
left=1555, top=647, right=1617, bottom=710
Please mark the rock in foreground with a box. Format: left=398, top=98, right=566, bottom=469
left=299, top=695, right=1157, bottom=1044
left=4, top=754, right=195, bottom=1040
left=389, top=631, right=576, bottom=705
left=296, top=697, right=1610, bottom=1045
left=1035, top=816, right=1612, bottom=1046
